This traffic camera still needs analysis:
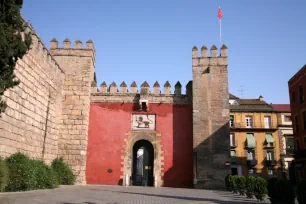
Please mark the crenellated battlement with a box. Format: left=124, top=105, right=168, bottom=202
left=49, top=38, right=96, bottom=66
left=91, top=80, right=192, bottom=96
left=192, top=44, right=227, bottom=58
left=50, top=38, right=95, bottom=50
left=192, top=45, right=228, bottom=75
left=25, top=27, right=65, bottom=83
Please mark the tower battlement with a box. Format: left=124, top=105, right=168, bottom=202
left=50, top=38, right=96, bottom=66
left=192, top=45, right=228, bottom=58
left=192, top=45, right=228, bottom=73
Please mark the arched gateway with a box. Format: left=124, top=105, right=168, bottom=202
left=132, top=140, right=154, bottom=186
left=121, top=131, right=164, bottom=187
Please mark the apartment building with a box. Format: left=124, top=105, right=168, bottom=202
left=271, top=104, right=294, bottom=181
left=288, top=64, right=306, bottom=183
left=229, top=95, right=280, bottom=179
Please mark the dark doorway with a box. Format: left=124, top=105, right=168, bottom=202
left=132, top=140, right=154, bottom=186
left=231, top=168, right=238, bottom=175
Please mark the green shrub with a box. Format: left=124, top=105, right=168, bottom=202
left=274, top=179, right=295, bottom=204
left=29, top=160, right=58, bottom=189
left=245, top=176, right=256, bottom=198
left=51, top=158, right=75, bottom=185
left=5, top=152, right=59, bottom=192
left=231, top=175, right=239, bottom=193
left=297, top=180, right=306, bottom=204
left=0, top=157, right=9, bottom=192
left=237, top=176, right=246, bottom=195
left=49, top=168, right=59, bottom=188
left=254, top=177, right=267, bottom=201
left=5, top=152, right=36, bottom=191
left=267, top=177, right=278, bottom=199
left=225, top=174, right=232, bottom=191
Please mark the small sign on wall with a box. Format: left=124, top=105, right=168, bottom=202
left=132, top=114, right=156, bottom=130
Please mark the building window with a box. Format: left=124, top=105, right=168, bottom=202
left=248, top=168, right=256, bottom=176
left=267, top=168, right=274, bottom=176
left=265, top=133, right=274, bottom=147
left=246, top=116, right=253, bottom=128
left=299, top=86, right=304, bottom=104
left=292, top=91, right=296, bottom=103
left=266, top=142, right=273, bottom=148
left=286, top=137, right=295, bottom=154
left=264, top=116, right=271, bottom=128
left=230, top=150, right=236, bottom=163
left=230, top=133, right=235, bottom=147
left=247, top=150, right=255, bottom=160
left=295, top=115, right=299, bottom=132
left=303, top=111, right=306, bottom=130
left=266, top=151, right=274, bottom=161
left=229, top=115, right=234, bottom=127
left=141, top=102, right=147, bottom=112
left=246, top=133, right=256, bottom=149
left=284, top=115, right=292, bottom=122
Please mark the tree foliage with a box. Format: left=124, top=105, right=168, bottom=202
left=0, top=0, right=32, bottom=113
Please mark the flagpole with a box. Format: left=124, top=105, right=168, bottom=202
left=219, top=6, right=222, bottom=47
left=220, top=18, right=222, bottom=47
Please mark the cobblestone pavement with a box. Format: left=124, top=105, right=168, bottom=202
left=0, top=185, right=269, bottom=204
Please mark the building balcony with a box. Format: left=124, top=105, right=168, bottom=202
left=265, top=159, right=278, bottom=166
left=230, top=156, right=242, bottom=165
left=231, top=156, right=237, bottom=164
left=247, top=159, right=258, bottom=166
left=264, top=143, right=275, bottom=149
left=230, top=122, right=277, bottom=130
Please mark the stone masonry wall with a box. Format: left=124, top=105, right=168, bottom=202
left=50, top=39, right=95, bottom=184
left=0, top=30, right=65, bottom=164
left=192, top=45, right=230, bottom=189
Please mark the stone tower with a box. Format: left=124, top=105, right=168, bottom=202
left=192, top=45, right=230, bottom=189
left=50, top=38, right=95, bottom=184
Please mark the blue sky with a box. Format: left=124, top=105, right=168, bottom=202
left=21, top=0, right=306, bottom=103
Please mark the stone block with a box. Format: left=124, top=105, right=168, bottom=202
left=71, top=110, right=81, bottom=115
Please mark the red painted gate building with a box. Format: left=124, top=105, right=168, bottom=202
left=86, top=45, right=230, bottom=188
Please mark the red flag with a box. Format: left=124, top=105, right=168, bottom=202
left=218, top=7, right=223, bottom=19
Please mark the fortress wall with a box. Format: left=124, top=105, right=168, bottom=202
left=0, top=30, right=65, bottom=164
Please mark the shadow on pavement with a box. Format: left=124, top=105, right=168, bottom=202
left=99, top=189, right=267, bottom=204
left=60, top=202, right=99, bottom=204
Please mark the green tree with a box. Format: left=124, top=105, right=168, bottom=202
left=0, top=0, right=32, bottom=113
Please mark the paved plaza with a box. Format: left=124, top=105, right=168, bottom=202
left=0, top=185, right=269, bottom=204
